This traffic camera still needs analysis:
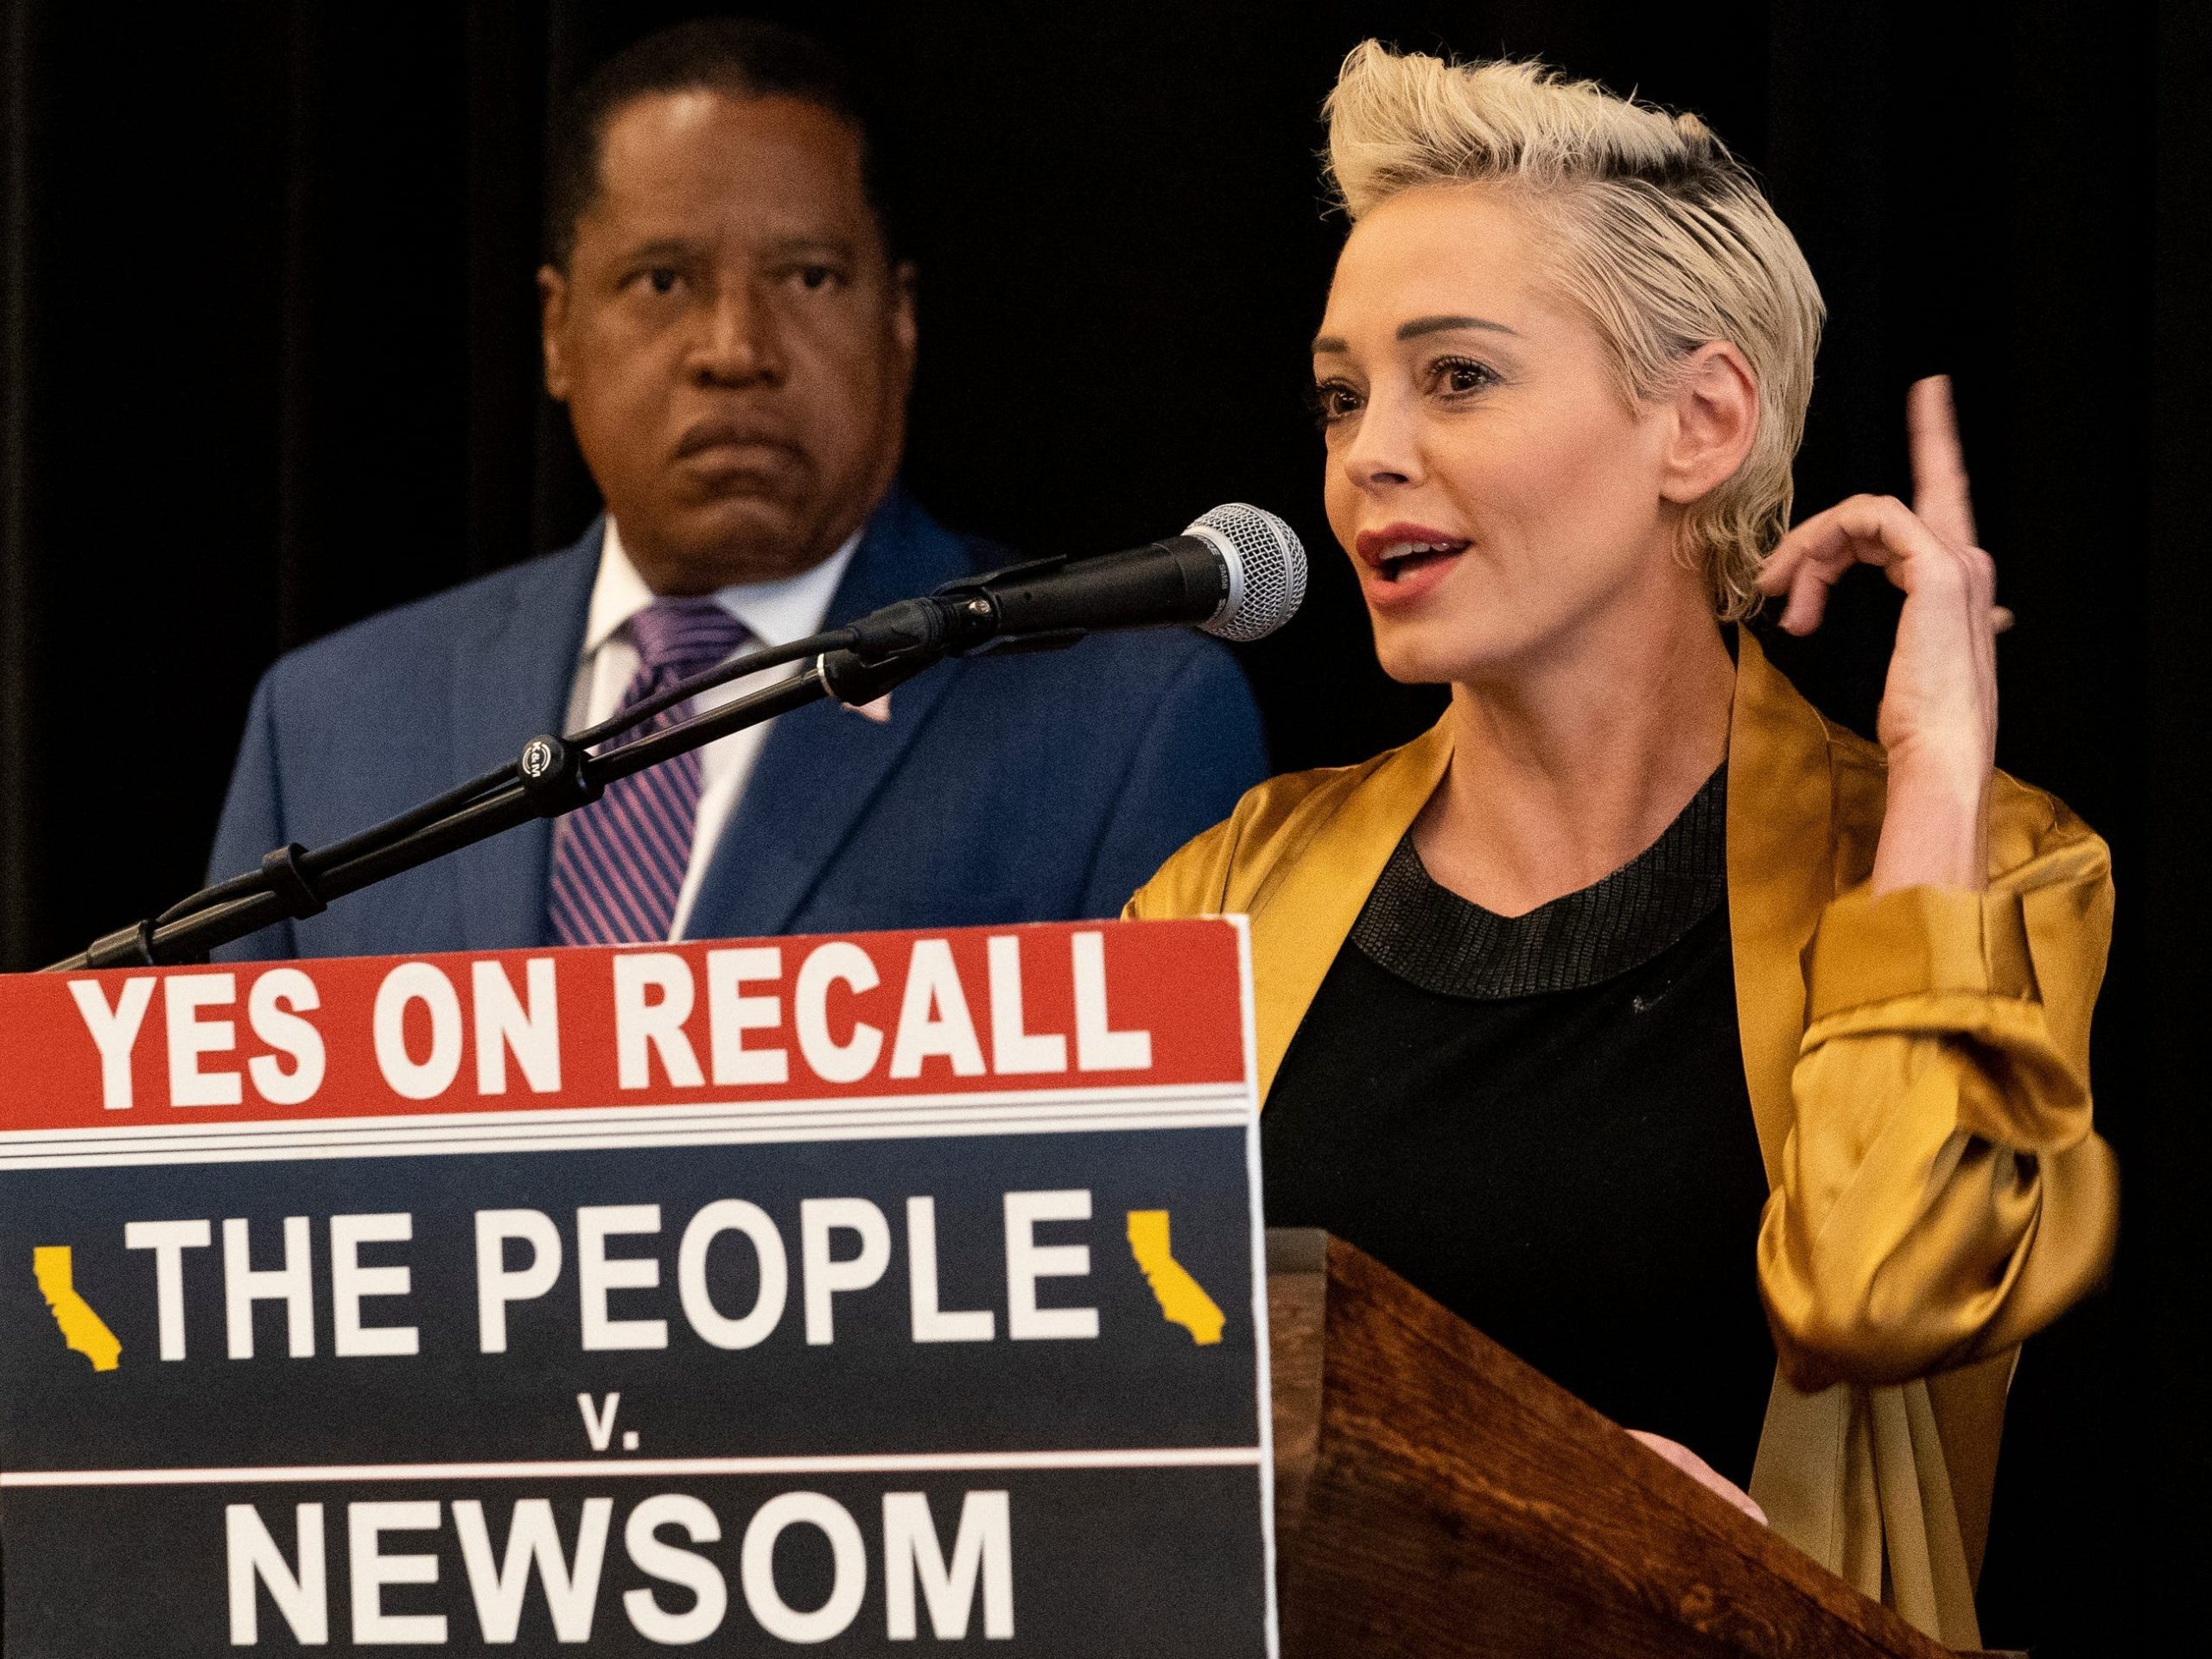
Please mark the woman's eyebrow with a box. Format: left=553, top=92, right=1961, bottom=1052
left=1311, top=314, right=1521, bottom=355
left=1398, top=314, right=1518, bottom=340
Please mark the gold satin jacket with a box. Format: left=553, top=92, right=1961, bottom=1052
left=1125, top=631, right=2118, bottom=1646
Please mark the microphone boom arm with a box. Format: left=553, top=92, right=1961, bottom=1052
left=43, top=502, right=1303, bottom=972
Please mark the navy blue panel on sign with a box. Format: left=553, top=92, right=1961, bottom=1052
left=2, top=1114, right=1274, bottom=1656
left=4, top=1468, right=1271, bottom=1656
left=0, top=1126, right=1260, bottom=1469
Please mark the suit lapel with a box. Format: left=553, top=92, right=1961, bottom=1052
left=1722, top=627, right=1841, bottom=1188
left=448, top=524, right=602, bottom=949
left=1249, top=720, right=1452, bottom=1096
left=684, top=488, right=974, bottom=939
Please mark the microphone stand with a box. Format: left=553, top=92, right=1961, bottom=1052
left=41, top=639, right=954, bottom=973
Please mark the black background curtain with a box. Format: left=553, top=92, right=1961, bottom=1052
left=0, top=2, right=2200, bottom=1649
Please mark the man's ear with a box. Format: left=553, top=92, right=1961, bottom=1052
left=538, top=264, right=572, bottom=402
left=890, top=258, right=919, bottom=362
left=1658, top=341, right=1759, bottom=505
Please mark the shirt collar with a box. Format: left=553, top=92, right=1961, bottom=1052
left=582, top=518, right=863, bottom=657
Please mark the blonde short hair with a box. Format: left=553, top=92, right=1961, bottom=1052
left=1325, top=43, right=1824, bottom=619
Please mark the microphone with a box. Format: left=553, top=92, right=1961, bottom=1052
left=846, top=504, right=1308, bottom=661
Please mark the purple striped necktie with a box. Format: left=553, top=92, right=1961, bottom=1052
left=548, top=597, right=751, bottom=945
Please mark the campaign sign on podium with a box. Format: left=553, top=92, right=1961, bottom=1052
left=0, top=918, right=1274, bottom=1656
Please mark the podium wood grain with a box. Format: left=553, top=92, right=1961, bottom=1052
left=1264, top=1230, right=1999, bottom=1658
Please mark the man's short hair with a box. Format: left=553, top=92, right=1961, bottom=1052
left=543, top=17, right=901, bottom=272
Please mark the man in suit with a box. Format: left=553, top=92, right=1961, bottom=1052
left=207, top=19, right=1264, bottom=959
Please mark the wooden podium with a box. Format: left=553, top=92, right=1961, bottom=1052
left=1266, top=1230, right=2006, bottom=1659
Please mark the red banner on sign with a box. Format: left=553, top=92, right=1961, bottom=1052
left=0, top=919, right=1249, bottom=1133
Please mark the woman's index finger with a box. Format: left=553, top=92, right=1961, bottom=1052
left=1907, top=374, right=1980, bottom=548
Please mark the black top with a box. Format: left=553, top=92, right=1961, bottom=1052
left=1262, top=767, right=1776, bottom=1485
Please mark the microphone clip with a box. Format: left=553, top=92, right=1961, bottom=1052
left=929, top=557, right=1089, bottom=656
left=514, top=734, right=603, bottom=817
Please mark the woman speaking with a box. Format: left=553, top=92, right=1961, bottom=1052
left=1128, top=43, right=2117, bottom=1645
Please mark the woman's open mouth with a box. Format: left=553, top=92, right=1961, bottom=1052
left=1370, top=539, right=1465, bottom=582
left=1354, top=524, right=1469, bottom=604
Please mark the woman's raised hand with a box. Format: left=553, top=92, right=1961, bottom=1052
left=1754, top=376, right=2000, bottom=892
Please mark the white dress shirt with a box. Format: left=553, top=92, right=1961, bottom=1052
left=565, top=518, right=860, bottom=940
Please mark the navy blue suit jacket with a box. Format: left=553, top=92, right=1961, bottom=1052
left=207, top=489, right=1266, bottom=958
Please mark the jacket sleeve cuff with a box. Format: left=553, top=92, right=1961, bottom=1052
left=1805, top=884, right=2037, bottom=1021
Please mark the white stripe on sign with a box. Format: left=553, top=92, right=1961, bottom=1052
left=0, top=1080, right=1247, bottom=1147
left=0, top=1106, right=1257, bottom=1169
left=0, top=1446, right=1268, bottom=1487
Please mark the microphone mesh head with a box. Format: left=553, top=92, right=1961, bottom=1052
left=1186, top=504, right=1307, bottom=641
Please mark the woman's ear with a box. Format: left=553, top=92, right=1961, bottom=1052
left=1659, top=341, right=1760, bottom=504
